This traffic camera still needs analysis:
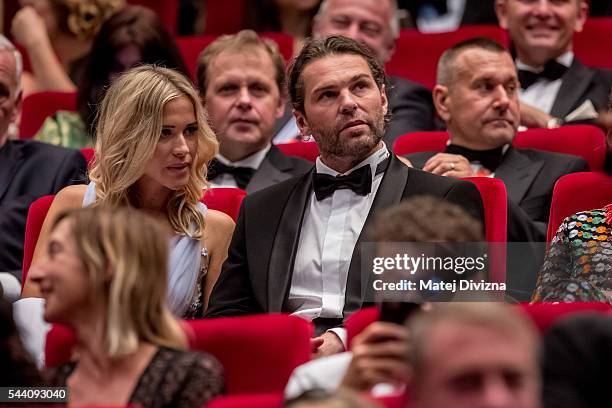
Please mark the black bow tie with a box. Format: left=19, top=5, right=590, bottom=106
left=445, top=144, right=506, bottom=172
left=518, top=60, right=568, bottom=89
left=313, top=164, right=373, bottom=201
left=208, top=158, right=255, bottom=190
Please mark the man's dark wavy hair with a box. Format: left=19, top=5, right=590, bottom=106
left=287, top=35, right=389, bottom=115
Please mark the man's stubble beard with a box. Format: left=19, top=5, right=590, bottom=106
left=311, top=106, right=386, bottom=161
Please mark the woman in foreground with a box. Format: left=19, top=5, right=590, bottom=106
left=32, top=206, right=224, bottom=406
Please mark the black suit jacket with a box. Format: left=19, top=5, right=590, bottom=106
left=407, top=147, right=589, bottom=242
left=550, top=58, right=612, bottom=119
left=206, top=154, right=484, bottom=318
left=245, top=145, right=312, bottom=194
left=0, top=141, right=87, bottom=279
left=542, top=313, right=612, bottom=408
left=273, top=76, right=438, bottom=145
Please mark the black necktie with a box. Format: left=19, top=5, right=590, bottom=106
left=445, top=144, right=506, bottom=172
left=312, top=164, right=373, bottom=201
left=518, top=60, right=568, bottom=89
left=207, top=158, right=256, bottom=190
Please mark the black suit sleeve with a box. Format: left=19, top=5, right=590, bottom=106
left=51, top=149, right=88, bottom=191
left=384, top=78, right=437, bottom=145
left=442, top=180, right=485, bottom=233
left=205, top=198, right=263, bottom=318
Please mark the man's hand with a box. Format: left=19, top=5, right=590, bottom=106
left=520, top=103, right=553, bottom=128
left=311, top=331, right=345, bottom=359
left=423, top=153, right=474, bottom=178
left=339, top=322, right=411, bottom=392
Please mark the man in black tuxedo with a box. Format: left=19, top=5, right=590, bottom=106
left=206, top=36, right=484, bottom=356
left=274, top=0, right=439, bottom=145
left=0, top=37, right=87, bottom=299
left=496, top=0, right=612, bottom=128
left=197, top=30, right=311, bottom=193
left=405, top=38, right=588, bottom=244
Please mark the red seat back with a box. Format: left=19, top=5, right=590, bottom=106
left=202, top=0, right=247, bottom=35
left=574, top=17, right=612, bottom=69
left=201, top=188, right=247, bottom=222
left=80, top=148, right=95, bottom=168
left=462, top=177, right=507, bottom=284
left=547, top=172, right=612, bottom=242
left=22, top=195, right=55, bottom=289
left=517, top=302, right=612, bottom=334
left=393, top=131, right=448, bottom=155
left=20, top=92, right=77, bottom=139
left=386, top=25, right=508, bottom=88
left=177, top=33, right=293, bottom=81
left=185, top=315, right=312, bottom=394
left=345, top=307, right=379, bottom=349
left=512, top=125, right=606, bottom=172
left=276, top=142, right=319, bottom=162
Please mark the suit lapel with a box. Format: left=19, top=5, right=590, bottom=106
left=550, top=59, right=594, bottom=118
left=495, top=147, right=543, bottom=205
left=0, top=142, right=24, bottom=203
left=343, top=154, right=409, bottom=315
left=247, top=145, right=294, bottom=194
left=267, top=169, right=314, bottom=312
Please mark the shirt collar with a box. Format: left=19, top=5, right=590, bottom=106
left=216, top=144, right=272, bottom=169
left=516, top=51, right=574, bottom=72
left=315, top=142, right=389, bottom=179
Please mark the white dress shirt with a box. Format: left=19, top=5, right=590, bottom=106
left=288, top=144, right=390, bottom=324
left=517, top=52, right=573, bottom=114
left=209, top=144, right=271, bottom=188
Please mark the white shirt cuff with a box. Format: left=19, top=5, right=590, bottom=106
left=0, top=272, right=21, bottom=302
left=327, top=327, right=347, bottom=349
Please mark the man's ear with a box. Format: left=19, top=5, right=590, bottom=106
left=574, top=0, right=589, bottom=33
left=432, top=84, right=451, bottom=123
left=276, top=94, right=287, bottom=119
left=294, top=110, right=311, bottom=139
left=380, top=84, right=388, bottom=116
left=495, top=0, right=509, bottom=30
left=11, top=89, right=23, bottom=124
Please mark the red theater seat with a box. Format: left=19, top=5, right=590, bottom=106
left=512, top=125, right=606, bottom=172
left=574, top=17, right=612, bottom=69
left=517, top=302, right=612, bottom=334
left=20, top=92, right=77, bottom=139
left=345, top=307, right=379, bottom=349
left=276, top=142, right=319, bottom=162
left=21, top=195, right=55, bottom=289
left=394, top=126, right=606, bottom=172
left=185, top=315, right=312, bottom=394
left=201, top=188, right=247, bottom=222
left=547, top=172, right=612, bottom=242
left=386, top=25, right=508, bottom=88
left=202, top=0, right=247, bottom=35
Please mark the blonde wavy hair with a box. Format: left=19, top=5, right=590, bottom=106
left=53, top=206, right=187, bottom=357
left=89, top=65, right=218, bottom=239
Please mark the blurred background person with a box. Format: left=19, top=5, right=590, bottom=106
left=34, top=5, right=189, bottom=148
left=11, top=0, right=125, bottom=96
left=34, top=206, right=224, bottom=406
left=246, top=0, right=322, bottom=54
left=197, top=30, right=311, bottom=192
left=408, top=302, right=541, bottom=408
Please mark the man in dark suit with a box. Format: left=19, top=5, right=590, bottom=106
left=0, top=37, right=87, bottom=299
left=274, top=0, right=439, bottom=145
left=206, top=36, right=484, bottom=356
left=196, top=30, right=311, bottom=193
left=405, top=38, right=588, bottom=244
left=496, top=0, right=612, bottom=128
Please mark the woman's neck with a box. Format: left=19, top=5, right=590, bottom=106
left=132, top=178, right=172, bottom=213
